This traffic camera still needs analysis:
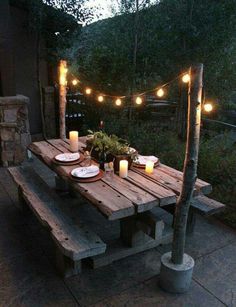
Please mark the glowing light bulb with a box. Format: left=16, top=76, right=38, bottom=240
left=135, top=96, right=143, bottom=105
left=72, top=79, right=78, bottom=86
left=115, top=98, right=122, bottom=106
left=157, top=88, right=164, bottom=97
left=204, top=103, right=213, bottom=112
left=85, top=88, right=92, bottom=95
left=60, top=76, right=67, bottom=86
left=98, top=95, right=104, bottom=102
left=182, top=73, right=190, bottom=83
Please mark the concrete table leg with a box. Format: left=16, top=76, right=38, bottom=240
left=120, top=216, right=148, bottom=247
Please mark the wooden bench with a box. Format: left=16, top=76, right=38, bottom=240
left=162, top=195, right=226, bottom=233
left=8, top=166, right=106, bottom=278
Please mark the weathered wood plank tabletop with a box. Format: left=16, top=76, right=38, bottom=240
left=28, top=138, right=212, bottom=220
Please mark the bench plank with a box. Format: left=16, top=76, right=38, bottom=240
left=191, top=195, right=225, bottom=216
left=8, top=166, right=106, bottom=261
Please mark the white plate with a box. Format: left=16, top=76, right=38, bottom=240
left=55, top=152, right=80, bottom=162
left=135, top=155, right=159, bottom=165
left=71, top=165, right=99, bottom=178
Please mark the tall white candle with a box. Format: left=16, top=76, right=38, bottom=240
left=69, top=131, right=79, bottom=152
left=119, top=160, right=128, bottom=178
left=145, top=160, right=154, bottom=174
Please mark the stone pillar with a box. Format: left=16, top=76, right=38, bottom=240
left=0, top=95, right=31, bottom=166
left=43, top=86, right=56, bottom=138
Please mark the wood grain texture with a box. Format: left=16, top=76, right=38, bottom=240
left=132, top=167, right=194, bottom=196
left=28, top=141, right=135, bottom=220
left=102, top=175, right=158, bottom=213
left=48, top=138, right=85, bottom=153
left=126, top=171, right=177, bottom=206
left=8, top=166, right=106, bottom=261
left=158, top=164, right=212, bottom=195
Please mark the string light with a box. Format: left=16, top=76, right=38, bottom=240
left=135, top=96, right=143, bottom=105
left=204, top=102, right=213, bottom=112
left=98, top=95, right=104, bottom=102
left=72, top=79, right=78, bottom=86
left=157, top=88, right=165, bottom=97
left=85, top=88, right=92, bottom=95
left=182, top=73, right=190, bottom=83
left=66, top=67, right=215, bottom=110
left=115, top=98, right=122, bottom=106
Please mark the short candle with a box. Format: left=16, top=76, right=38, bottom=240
left=69, top=131, right=79, bottom=152
left=145, top=161, right=154, bottom=174
left=119, top=160, right=128, bottom=178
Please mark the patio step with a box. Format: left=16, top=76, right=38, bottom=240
left=8, top=166, right=106, bottom=278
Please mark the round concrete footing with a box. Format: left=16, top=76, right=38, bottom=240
left=159, top=252, right=194, bottom=293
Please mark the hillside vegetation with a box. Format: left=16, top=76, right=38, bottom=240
left=71, top=0, right=236, bottom=108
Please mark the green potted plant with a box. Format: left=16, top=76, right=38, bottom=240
left=86, top=131, right=137, bottom=172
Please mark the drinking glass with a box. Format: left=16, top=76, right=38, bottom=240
left=104, top=161, right=114, bottom=180
left=83, top=150, right=92, bottom=166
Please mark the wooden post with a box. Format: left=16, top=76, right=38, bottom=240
left=171, top=63, right=203, bottom=264
left=58, top=60, right=67, bottom=140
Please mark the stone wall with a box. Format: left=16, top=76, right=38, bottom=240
left=0, top=95, right=31, bottom=166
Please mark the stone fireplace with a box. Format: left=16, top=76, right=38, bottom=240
left=0, top=95, right=31, bottom=166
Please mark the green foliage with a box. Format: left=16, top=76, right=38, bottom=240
left=87, top=130, right=130, bottom=155
left=72, top=0, right=236, bottom=104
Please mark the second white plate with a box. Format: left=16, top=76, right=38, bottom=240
left=71, top=165, right=100, bottom=178
left=55, top=152, right=80, bottom=162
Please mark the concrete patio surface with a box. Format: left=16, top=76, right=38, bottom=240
left=0, top=158, right=235, bottom=307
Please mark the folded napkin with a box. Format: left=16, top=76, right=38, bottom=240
left=135, top=155, right=158, bottom=165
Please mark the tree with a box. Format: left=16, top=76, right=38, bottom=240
left=42, top=0, right=95, bottom=26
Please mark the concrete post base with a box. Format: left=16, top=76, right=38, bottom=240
left=159, top=252, right=194, bottom=293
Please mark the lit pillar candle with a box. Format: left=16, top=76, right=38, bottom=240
left=69, top=131, right=79, bottom=152
left=119, top=160, right=128, bottom=178
left=145, top=161, right=154, bottom=174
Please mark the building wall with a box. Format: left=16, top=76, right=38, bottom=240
left=9, top=6, right=49, bottom=135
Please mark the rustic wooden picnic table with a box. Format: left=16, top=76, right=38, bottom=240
left=28, top=137, right=212, bottom=267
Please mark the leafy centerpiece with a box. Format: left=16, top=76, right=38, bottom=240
left=86, top=130, right=137, bottom=172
